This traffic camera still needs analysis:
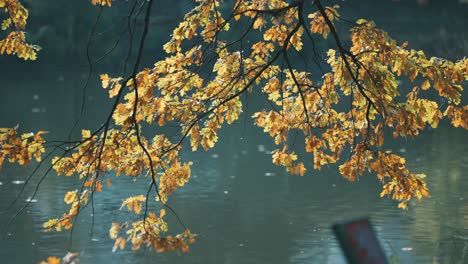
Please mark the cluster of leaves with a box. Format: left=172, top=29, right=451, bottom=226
left=43, top=189, right=89, bottom=232
left=2, top=0, right=468, bottom=257
left=90, top=0, right=112, bottom=7
left=0, top=127, right=46, bottom=169
left=0, top=0, right=40, bottom=60
left=110, top=206, right=195, bottom=253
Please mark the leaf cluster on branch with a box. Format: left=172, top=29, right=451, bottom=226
left=0, top=0, right=40, bottom=60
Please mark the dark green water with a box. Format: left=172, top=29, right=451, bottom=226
left=1, top=1, right=468, bottom=263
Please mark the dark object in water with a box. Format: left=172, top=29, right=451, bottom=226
left=332, top=218, right=388, bottom=264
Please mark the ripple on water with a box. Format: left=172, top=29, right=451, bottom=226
left=11, top=180, right=25, bottom=185
left=25, top=197, right=38, bottom=203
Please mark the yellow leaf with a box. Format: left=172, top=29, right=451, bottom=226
left=100, top=74, right=110, bottom=88
left=1, top=18, right=11, bottom=30
left=95, top=181, right=103, bottom=192
left=81, top=129, right=91, bottom=139
left=420, top=188, right=429, bottom=197
left=160, top=208, right=166, bottom=218
left=43, top=218, right=58, bottom=229
left=421, top=80, right=430, bottom=90
left=296, top=163, right=306, bottom=176
left=64, top=191, right=77, bottom=204
left=40, top=256, right=61, bottom=264
left=112, top=237, right=126, bottom=252
left=397, top=202, right=408, bottom=210
left=109, top=222, right=121, bottom=239
left=356, top=18, right=368, bottom=25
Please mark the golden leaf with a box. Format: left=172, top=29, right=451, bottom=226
left=40, top=256, right=61, bottom=264
left=64, top=191, right=78, bottom=204
left=421, top=80, right=431, bottom=90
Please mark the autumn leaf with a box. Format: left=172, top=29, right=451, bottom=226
left=121, top=195, right=146, bottom=214
left=109, top=223, right=121, bottom=239
left=421, top=80, right=431, bottom=90
left=113, top=237, right=126, bottom=252
left=64, top=191, right=77, bottom=204
left=39, top=256, right=61, bottom=264
left=81, top=129, right=91, bottom=139
left=91, top=0, right=112, bottom=7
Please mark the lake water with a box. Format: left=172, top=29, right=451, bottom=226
left=0, top=70, right=467, bottom=264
